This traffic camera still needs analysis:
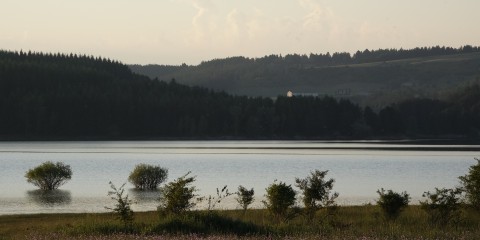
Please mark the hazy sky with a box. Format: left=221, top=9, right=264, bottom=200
left=1, top=0, right=479, bottom=65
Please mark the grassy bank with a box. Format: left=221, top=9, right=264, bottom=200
left=1, top=206, right=480, bottom=239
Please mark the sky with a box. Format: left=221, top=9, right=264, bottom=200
left=1, top=0, right=479, bottom=65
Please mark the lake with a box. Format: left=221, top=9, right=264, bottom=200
left=0, top=141, right=478, bottom=215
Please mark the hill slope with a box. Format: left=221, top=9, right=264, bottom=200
left=130, top=46, right=480, bottom=106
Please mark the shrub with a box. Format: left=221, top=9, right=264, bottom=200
left=128, top=164, right=168, bottom=190
left=106, top=182, right=134, bottom=229
left=236, top=185, right=255, bottom=212
left=159, top=172, right=198, bottom=215
left=205, top=185, right=233, bottom=211
left=376, top=188, right=410, bottom=221
left=459, top=158, right=480, bottom=210
left=25, top=161, right=72, bottom=190
left=295, top=169, right=338, bottom=218
left=420, top=187, right=464, bottom=226
left=263, top=181, right=296, bottom=221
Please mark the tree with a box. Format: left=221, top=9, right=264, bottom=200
left=236, top=185, right=254, bottom=213
left=263, top=181, right=296, bottom=221
left=106, top=182, right=134, bottom=228
left=25, top=161, right=72, bottom=190
left=459, top=158, right=480, bottom=210
left=158, top=172, right=198, bottom=215
left=376, top=188, right=410, bottom=221
left=128, top=164, right=168, bottom=190
left=295, top=169, right=338, bottom=218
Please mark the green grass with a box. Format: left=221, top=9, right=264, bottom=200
left=1, top=206, right=480, bottom=239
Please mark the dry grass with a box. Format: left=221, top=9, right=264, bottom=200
left=1, top=206, right=479, bottom=240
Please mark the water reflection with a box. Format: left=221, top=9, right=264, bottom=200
left=129, top=189, right=161, bottom=203
left=26, top=189, right=72, bottom=206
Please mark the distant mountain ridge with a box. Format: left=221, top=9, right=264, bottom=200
left=130, top=46, right=480, bottom=106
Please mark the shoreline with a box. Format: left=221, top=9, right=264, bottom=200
left=1, top=136, right=479, bottom=144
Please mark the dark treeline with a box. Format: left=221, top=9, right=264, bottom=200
left=136, top=45, right=480, bottom=70
left=202, top=45, right=480, bottom=67
left=1, top=50, right=479, bottom=139
left=133, top=45, right=480, bottom=73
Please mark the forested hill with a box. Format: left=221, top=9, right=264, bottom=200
left=1, top=50, right=479, bottom=140
left=130, top=46, right=480, bottom=106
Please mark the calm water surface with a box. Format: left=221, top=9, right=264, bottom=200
left=0, top=141, right=478, bottom=215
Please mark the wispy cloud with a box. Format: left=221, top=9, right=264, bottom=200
left=298, top=0, right=342, bottom=40
left=190, top=0, right=212, bottom=44
left=1, top=0, right=479, bottom=64
left=185, top=1, right=267, bottom=53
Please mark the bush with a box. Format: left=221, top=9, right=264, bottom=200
left=420, top=187, right=463, bottom=226
left=459, top=158, right=480, bottom=210
left=128, top=164, right=168, bottom=190
left=159, top=172, right=198, bottom=215
left=376, top=188, right=410, bottom=221
left=25, top=161, right=72, bottom=190
left=295, top=169, right=338, bottom=217
left=236, top=185, right=255, bottom=212
left=106, top=182, right=134, bottom=229
left=263, top=181, right=296, bottom=221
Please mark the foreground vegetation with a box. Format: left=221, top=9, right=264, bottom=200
left=1, top=159, right=477, bottom=239
left=1, top=206, right=479, bottom=240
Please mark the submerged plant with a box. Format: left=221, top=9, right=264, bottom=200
left=128, top=164, right=168, bottom=190
left=25, top=161, right=72, bottom=190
